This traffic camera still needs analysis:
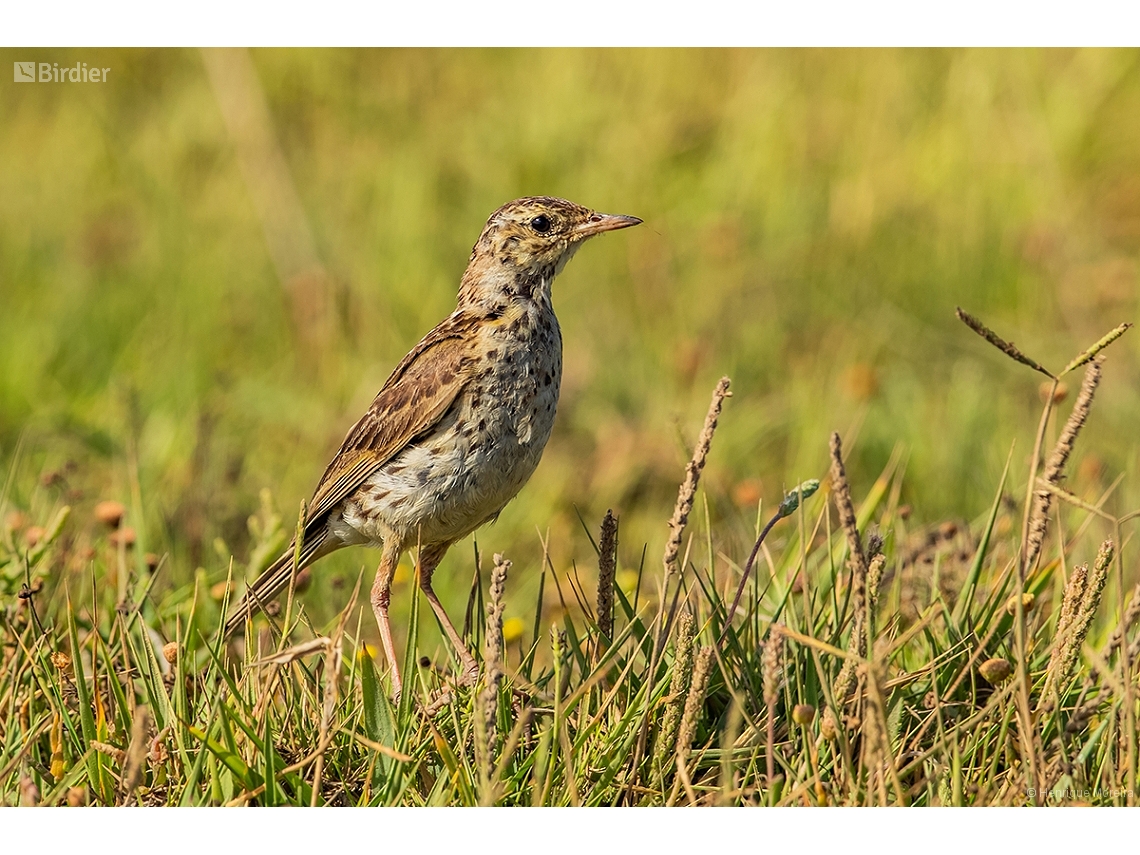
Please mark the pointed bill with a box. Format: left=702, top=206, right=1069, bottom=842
left=573, top=212, right=643, bottom=239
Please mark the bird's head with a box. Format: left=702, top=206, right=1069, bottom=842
left=458, top=196, right=641, bottom=309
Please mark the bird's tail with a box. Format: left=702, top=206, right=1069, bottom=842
left=223, top=533, right=329, bottom=638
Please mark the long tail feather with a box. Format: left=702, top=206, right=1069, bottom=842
left=223, top=533, right=329, bottom=638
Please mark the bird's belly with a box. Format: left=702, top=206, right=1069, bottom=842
left=335, top=379, right=559, bottom=548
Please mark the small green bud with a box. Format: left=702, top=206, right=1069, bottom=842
left=779, top=480, right=820, bottom=518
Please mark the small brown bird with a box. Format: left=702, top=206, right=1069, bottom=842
left=225, top=196, right=640, bottom=696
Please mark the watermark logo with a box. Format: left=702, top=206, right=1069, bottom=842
left=13, top=62, right=110, bottom=83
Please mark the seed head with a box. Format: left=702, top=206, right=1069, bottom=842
left=94, top=500, right=125, bottom=529
left=778, top=480, right=820, bottom=518
left=1039, top=381, right=1069, bottom=405
left=109, top=526, right=136, bottom=548
left=1006, top=592, right=1036, bottom=615
left=820, top=710, right=838, bottom=741
left=792, top=703, right=816, bottom=725
left=162, top=642, right=180, bottom=665
left=979, top=658, right=1012, bottom=683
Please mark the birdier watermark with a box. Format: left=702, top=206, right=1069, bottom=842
left=1027, top=786, right=1135, bottom=802
left=13, top=62, right=110, bottom=83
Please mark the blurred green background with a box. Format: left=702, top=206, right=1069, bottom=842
left=2, top=49, right=1138, bottom=637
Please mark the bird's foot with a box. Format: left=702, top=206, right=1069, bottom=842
left=420, top=686, right=455, bottom=718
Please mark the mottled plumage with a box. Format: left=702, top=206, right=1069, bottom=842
left=226, top=196, right=640, bottom=696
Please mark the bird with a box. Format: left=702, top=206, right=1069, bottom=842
left=224, top=196, right=641, bottom=697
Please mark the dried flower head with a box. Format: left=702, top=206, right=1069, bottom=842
left=1039, top=381, right=1069, bottom=405
left=50, top=651, right=72, bottom=674
left=24, top=526, right=46, bottom=548
left=162, top=642, right=180, bottom=665
left=820, top=710, right=838, bottom=741
left=109, top=526, right=136, bottom=548
left=1006, top=592, right=1036, bottom=615
left=94, top=500, right=126, bottom=529
left=792, top=703, right=817, bottom=725
left=979, top=658, right=1012, bottom=683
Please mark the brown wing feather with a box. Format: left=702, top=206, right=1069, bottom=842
left=224, top=314, right=483, bottom=637
left=304, top=313, right=481, bottom=528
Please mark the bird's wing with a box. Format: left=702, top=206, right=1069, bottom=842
left=224, top=314, right=482, bottom=637
left=304, top=313, right=481, bottom=528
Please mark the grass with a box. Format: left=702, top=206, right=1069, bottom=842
left=2, top=310, right=1138, bottom=806
left=2, top=48, right=1139, bottom=806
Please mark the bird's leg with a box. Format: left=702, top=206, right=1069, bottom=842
left=370, top=540, right=404, bottom=699
left=417, top=541, right=479, bottom=687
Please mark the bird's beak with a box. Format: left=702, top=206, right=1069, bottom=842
left=573, top=212, right=643, bottom=239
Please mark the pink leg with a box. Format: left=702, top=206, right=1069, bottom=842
left=418, top=542, right=479, bottom=686
left=370, top=541, right=404, bottom=699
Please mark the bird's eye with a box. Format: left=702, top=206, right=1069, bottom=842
left=530, top=214, right=552, bottom=234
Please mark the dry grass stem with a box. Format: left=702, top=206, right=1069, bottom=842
left=3, top=308, right=1137, bottom=805
left=763, top=626, right=785, bottom=787
left=663, top=377, right=730, bottom=579
left=1025, top=360, right=1102, bottom=572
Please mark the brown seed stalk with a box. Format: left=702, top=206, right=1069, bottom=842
left=762, top=626, right=785, bottom=787
left=477, top=552, right=511, bottom=794
left=829, top=433, right=868, bottom=705
left=596, top=509, right=618, bottom=642
left=955, top=307, right=1054, bottom=379
left=663, top=377, right=731, bottom=579
left=676, top=645, right=715, bottom=762
left=1025, top=360, right=1102, bottom=572
left=1042, top=540, right=1114, bottom=700
left=656, top=606, right=695, bottom=768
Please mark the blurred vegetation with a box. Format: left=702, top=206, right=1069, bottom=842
left=1, top=48, right=1138, bottom=644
